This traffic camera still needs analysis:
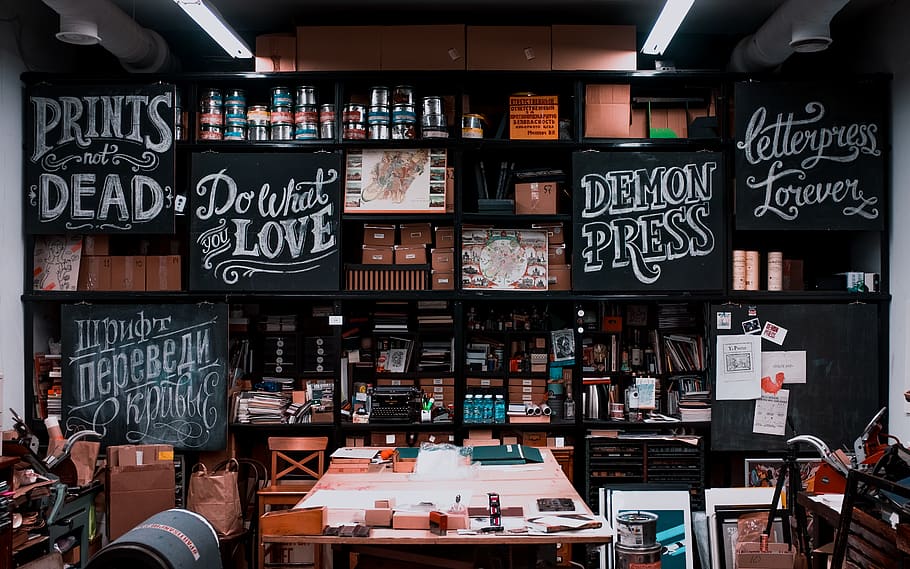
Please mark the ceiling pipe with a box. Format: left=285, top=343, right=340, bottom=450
left=729, top=0, right=851, bottom=72
left=42, top=0, right=176, bottom=73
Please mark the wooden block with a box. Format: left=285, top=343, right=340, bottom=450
left=260, top=506, right=326, bottom=535
left=392, top=511, right=430, bottom=530
left=365, top=508, right=393, bottom=527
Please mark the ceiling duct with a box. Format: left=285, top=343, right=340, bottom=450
left=42, top=0, right=176, bottom=73
left=729, top=0, right=850, bottom=72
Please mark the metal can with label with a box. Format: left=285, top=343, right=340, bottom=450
left=391, top=104, right=417, bottom=124
left=343, top=122, right=367, bottom=140
left=247, top=105, right=270, bottom=126
left=343, top=104, right=366, bottom=124
left=368, top=124, right=390, bottom=140
left=320, top=103, right=336, bottom=124
left=392, top=85, right=414, bottom=105
left=248, top=124, right=269, bottom=141
left=367, top=105, right=390, bottom=125
left=295, top=85, right=317, bottom=106
left=225, top=103, right=247, bottom=127
left=422, top=96, right=444, bottom=117
left=391, top=122, right=416, bottom=140
left=270, top=105, right=293, bottom=126
left=295, top=105, right=318, bottom=124
left=295, top=122, right=319, bottom=140
left=462, top=113, right=485, bottom=138
left=224, top=88, right=245, bottom=107
left=271, top=86, right=292, bottom=107
left=224, top=125, right=246, bottom=140
left=370, top=86, right=390, bottom=107
left=271, top=123, right=293, bottom=140
left=200, top=87, right=222, bottom=107
left=199, top=123, right=222, bottom=141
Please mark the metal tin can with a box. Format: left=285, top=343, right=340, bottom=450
left=224, top=125, right=246, bottom=140
left=295, top=85, right=317, bottom=106
left=343, top=122, right=367, bottom=140
left=224, top=89, right=245, bottom=106
left=391, top=122, right=416, bottom=140
left=391, top=104, right=417, bottom=124
left=294, top=122, right=319, bottom=140
left=614, top=543, right=661, bottom=569
left=271, top=86, right=292, bottom=107
left=320, top=121, right=335, bottom=139
left=422, top=113, right=446, bottom=128
left=462, top=113, right=484, bottom=138
left=294, top=105, right=318, bottom=124
left=392, top=85, right=414, bottom=105
left=271, top=123, right=293, bottom=140
left=368, top=124, right=390, bottom=140
left=270, top=105, right=293, bottom=125
left=199, top=104, right=222, bottom=128
left=247, top=105, right=270, bottom=125
left=224, top=104, right=247, bottom=127
left=367, top=105, right=390, bottom=125
left=615, top=512, right=658, bottom=547
left=421, top=125, right=448, bottom=139
left=320, top=103, right=336, bottom=124
left=422, top=96, right=444, bottom=116
left=370, top=86, right=390, bottom=106
left=248, top=125, right=269, bottom=141
left=343, top=104, right=366, bottom=124
left=200, top=87, right=222, bottom=107
left=199, top=124, right=222, bottom=141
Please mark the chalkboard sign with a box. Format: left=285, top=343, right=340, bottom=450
left=572, top=151, right=724, bottom=291
left=734, top=81, right=885, bottom=230
left=61, top=303, right=229, bottom=450
left=710, top=303, right=879, bottom=452
left=25, top=84, right=176, bottom=234
left=189, top=152, right=342, bottom=291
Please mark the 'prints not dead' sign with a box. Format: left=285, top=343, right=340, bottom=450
left=572, top=152, right=724, bottom=292
left=25, top=84, right=176, bottom=234
left=735, top=81, right=885, bottom=230
left=189, top=152, right=341, bottom=291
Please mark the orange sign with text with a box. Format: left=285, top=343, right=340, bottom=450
left=509, top=95, right=559, bottom=140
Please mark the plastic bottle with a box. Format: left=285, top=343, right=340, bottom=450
left=463, top=394, right=475, bottom=424
left=493, top=394, right=506, bottom=423
left=482, top=394, right=494, bottom=424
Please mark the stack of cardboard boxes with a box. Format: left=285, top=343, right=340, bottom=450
left=78, top=236, right=181, bottom=291
left=357, top=223, right=455, bottom=291
left=106, top=444, right=176, bottom=540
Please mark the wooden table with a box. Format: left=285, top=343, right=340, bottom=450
left=260, top=448, right=611, bottom=568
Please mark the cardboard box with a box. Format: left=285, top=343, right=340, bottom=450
left=380, top=25, right=465, bottom=70
left=399, top=223, right=432, bottom=246
left=365, top=508, right=393, bottom=527
left=418, top=377, right=456, bottom=386
left=363, top=225, right=396, bottom=246
left=548, top=264, right=571, bottom=291
left=395, top=245, right=427, bottom=265
left=467, top=26, right=552, bottom=70
left=83, top=235, right=109, bottom=256
left=297, top=26, right=381, bottom=71
left=376, top=378, right=416, bottom=386
left=585, top=84, right=631, bottom=138
left=515, top=182, right=559, bottom=214
left=371, top=432, right=406, bottom=447
left=431, top=248, right=455, bottom=271
left=551, top=25, right=637, bottom=70
left=466, top=377, right=505, bottom=388
left=78, top=256, right=112, bottom=291
left=255, top=33, right=297, bottom=72
left=431, top=270, right=455, bottom=290
left=548, top=243, right=567, bottom=265
left=435, top=226, right=455, bottom=247
left=532, top=222, right=564, bottom=244
left=107, top=444, right=175, bottom=541
left=110, top=256, right=146, bottom=291
left=146, top=255, right=181, bottom=291
left=630, top=107, right=648, bottom=138
left=735, top=542, right=796, bottom=569
left=650, top=108, right=689, bottom=138
left=362, top=245, right=394, bottom=265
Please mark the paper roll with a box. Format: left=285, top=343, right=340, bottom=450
left=732, top=250, right=746, bottom=290
left=745, top=250, right=760, bottom=291
left=767, top=251, right=783, bottom=291
left=540, top=403, right=552, bottom=416
left=525, top=404, right=538, bottom=416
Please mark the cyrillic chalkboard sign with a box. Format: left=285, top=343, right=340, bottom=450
left=61, top=303, right=229, bottom=450
left=572, top=151, right=724, bottom=291
left=189, top=152, right=341, bottom=291
left=25, top=84, right=176, bottom=234
left=710, top=303, right=879, bottom=452
left=734, top=81, right=885, bottom=230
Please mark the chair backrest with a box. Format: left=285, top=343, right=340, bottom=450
left=214, top=457, right=267, bottom=525
left=268, top=436, right=328, bottom=486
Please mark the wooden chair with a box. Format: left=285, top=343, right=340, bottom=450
left=258, top=436, right=328, bottom=569
left=831, top=469, right=910, bottom=569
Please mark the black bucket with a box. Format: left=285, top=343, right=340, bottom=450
left=87, top=509, right=221, bottom=569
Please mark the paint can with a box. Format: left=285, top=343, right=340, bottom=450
left=295, top=85, right=317, bottom=106
left=223, top=125, right=246, bottom=140
left=247, top=105, right=270, bottom=126
left=294, top=105, right=318, bottom=125
left=320, top=121, right=335, bottom=140
left=271, top=86, right=293, bottom=108
left=421, top=113, right=447, bottom=138
left=224, top=88, right=245, bottom=107
left=198, top=123, right=221, bottom=141
left=199, top=87, right=222, bottom=107
left=392, top=85, right=414, bottom=106
left=270, top=105, right=293, bottom=126
left=370, top=86, right=390, bottom=107
left=368, top=105, right=390, bottom=125
left=224, top=90, right=246, bottom=128
left=271, top=123, right=293, bottom=141
left=343, top=122, right=367, bottom=140
left=85, top=509, right=219, bottom=569
left=320, top=103, right=336, bottom=123
left=391, top=123, right=416, bottom=140
left=615, top=512, right=658, bottom=548
left=614, top=543, right=662, bottom=569
left=422, top=96, right=444, bottom=117
left=294, top=122, right=318, bottom=140
left=343, top=104, right=367, bottom=124
left=248, top=125, right=269, bottom=141
left=369, top=124, right=390, bottom=140
left=198, top=88, right=223, bottom=133
left=462, top=114, right=484, bottom=139
left=391, top=104, right=417, bottom=124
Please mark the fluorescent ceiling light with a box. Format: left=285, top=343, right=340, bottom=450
left=642, top=0, right=695, bottom=55
left=173, top=0, right=253, bottom=58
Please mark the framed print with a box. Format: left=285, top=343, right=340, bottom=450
left=344, top=148, right=448, bottom=213
left=607, top=489, right=694, bottom=569
left=462, top=229, right=548, bottom=290
left=705, top=488, right=777, bottom=569
left=743, top=458, right=822, bottom=489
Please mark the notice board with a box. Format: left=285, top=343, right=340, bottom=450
left=710, top=303, right=880, bottom=451
left=61, top=303, right=229, bottom=450
left=734, top=80, right=886, bottom=230
left=25, top=83, right=177, bottom=234
left=572, top=151, right=724, bottom=292
left=189, top=152, right=341, bottom=291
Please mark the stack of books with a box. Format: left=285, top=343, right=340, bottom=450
left=417, top=339, right=453, bottom=371
left=261, top=314, right=297, bottom=332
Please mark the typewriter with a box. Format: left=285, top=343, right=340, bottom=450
left=369, top=386, right=422, bottom=423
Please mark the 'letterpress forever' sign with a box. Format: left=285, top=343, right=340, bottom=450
left=190, top=152, right=341, bottom=291
left=735, top=81, right=885, bottom=230
left=25, top=84, right=176, bottom=234
left=572, top=151, right=724, bottom=291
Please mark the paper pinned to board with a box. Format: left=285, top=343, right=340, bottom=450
left=753, top=389, right=790, bottom=436
left=761, top=351, right=807, bottom=384
left=715, top=334, right=761, bottom=400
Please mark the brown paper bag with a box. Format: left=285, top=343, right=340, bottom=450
left=187, top=459, right=243, bottom=537
left=70, top=441, right=100, bottom=486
